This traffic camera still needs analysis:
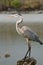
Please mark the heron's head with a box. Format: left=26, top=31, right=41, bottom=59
left=9, top=13, right=22, bottom=18
left=9, top=14, right=19, bottom=18
left=9, top=13, right=23, bottom=24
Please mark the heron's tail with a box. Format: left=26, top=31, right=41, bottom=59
left=37, top=39, right=43, bottom=45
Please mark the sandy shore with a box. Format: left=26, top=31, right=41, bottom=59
left=0, top=10, right=43, bottom=14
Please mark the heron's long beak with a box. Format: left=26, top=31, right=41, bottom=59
left=9, top=15, right=16, bottom=18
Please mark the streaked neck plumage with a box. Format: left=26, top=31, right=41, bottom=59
left=16, top=16, right=23, bottom=34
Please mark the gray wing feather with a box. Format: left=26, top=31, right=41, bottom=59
left=23, top=29, right=39, bottom=41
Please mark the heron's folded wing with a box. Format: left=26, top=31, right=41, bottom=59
left=22, top=29, right=39, bottom=41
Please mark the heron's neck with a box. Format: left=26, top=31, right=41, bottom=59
left=16, top=22, right=20, bottom=31
left=16, top=16, right=23, bottom=34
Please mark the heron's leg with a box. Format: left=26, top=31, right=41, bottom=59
left=24, top=38, right=31, bottom=58
left=27, top=38, right=31, bottom=58
left=23, top=38, right=31, bottom=60
left=28, top=43, right=31, bottom=58
left=23, top=47, right=29, bottom=60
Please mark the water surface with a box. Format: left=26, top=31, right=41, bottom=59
left=0, top=14, right=43, bottom=65
left=0, top=34, right=43, bottom=65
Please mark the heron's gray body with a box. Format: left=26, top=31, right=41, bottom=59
left=20, top=26, right=39, bottom=41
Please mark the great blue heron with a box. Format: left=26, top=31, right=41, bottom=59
left=10, top=13, right=43, bottom=60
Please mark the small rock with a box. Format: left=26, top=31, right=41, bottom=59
left=4, top=54, right=11, bottom=58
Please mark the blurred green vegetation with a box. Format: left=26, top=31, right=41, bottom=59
left=0, top=0, right=21, bottom=7
left=0, top=0, right=42, bottom=11
left=11, top=0, right=21, bottom=8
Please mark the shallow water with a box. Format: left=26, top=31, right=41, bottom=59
left=0, top=14, right=43, bottom=65
left=0, top=34, right=43, bottom=65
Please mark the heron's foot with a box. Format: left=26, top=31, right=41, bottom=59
left=22, top=56, right=31, bottom=61
left=22, top=56, right=27, bottom=61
